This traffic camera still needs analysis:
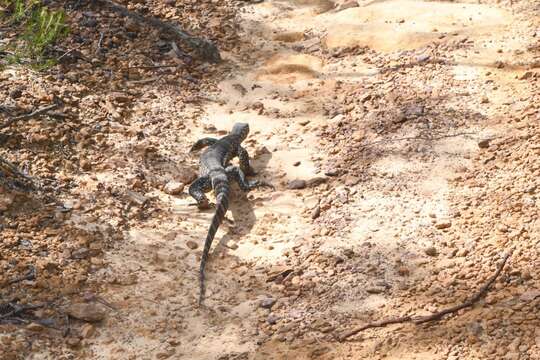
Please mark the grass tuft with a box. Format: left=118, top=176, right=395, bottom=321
left=1, top=0, right=68, bottom=69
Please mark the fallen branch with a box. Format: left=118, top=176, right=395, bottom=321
left=0, top=156, right=36, bottom=192
left=126, top=64, right=179, bottom=71
left=98, top=0, right=220, bottom=63
left=57, top=43, right=84, bottom=62
left=0, top=103, right=58, bottom=130
left=339, top=252, right=511, bottom=341
left=0, top=302, right=44, bottom=320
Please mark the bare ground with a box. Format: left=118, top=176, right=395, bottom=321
left=1, top=0, right=540, bottom=359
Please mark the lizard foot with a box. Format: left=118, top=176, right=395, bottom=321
left=188, top=201, right=215, bottom=210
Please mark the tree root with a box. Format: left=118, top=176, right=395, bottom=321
left=338, top=252, right=511, bottom=341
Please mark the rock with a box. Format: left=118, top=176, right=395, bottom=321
left=344, top=175, right=360, bottom=186
left=252, top=101, right=265, bottom=114
left=311, top=206, right=321, bottom=219
left=287, top=179, right=306, bottom=190
left=260, top=297, right=276, bottom=309
left=9, top=88, right=23, bottom=99
left=306, top=177, right=328, bottom=187
left=80, top=159, right=92, bottom=171
left=324, top=168, right=340, bottom=177
left=66, top=337, right=81, bottom=348
left=424, top=246, right=438, bottom=257
left=397, top=266, right=410, bottom=276
left=156, top=350, right=175, bottom=359
left=67, top=303, right=106, bottom=322
left=0, top=193, right=15, bottom=211
left=404, top=104, right=424, bottom=117
left=163, top=181, right=184, bottom=195
left=108, top=92, right=131, bottom=104
left=435, top=221, right=451, bottom=229
left=26, top=322, right=45, bottom=332
left=71, top=247, right=90, bottom=259
left=186, top=240, right=198, bottom=250
left=415, top=54, right=430, bottom=62
left=504, top=352, right=520, bottom=360
left=177, top=167, right=197, bottom=184
left=80, top=323, right=95, bottom=338
left=293, top=161, right=301, bottom=166
left=124, top=18, right=141, bottom=32
left=366, top=286, right=384, bottom=294
left=310, top=346, right=330, bottom=357
left=125, top=190, right=148, bottom=206
left=519, top=71, right=533, bottom=80
left=478, top=138, right=492, bottom=149
left=267, top=314, right=279, bottom=325
left=481, top=97, right=489, bottom=104
left=336, top=0, right=359, bottom=11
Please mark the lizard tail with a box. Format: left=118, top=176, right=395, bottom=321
left=199, top=174, right=230, bottom=305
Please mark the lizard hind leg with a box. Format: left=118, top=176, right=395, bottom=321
left=226, top=166, right=274, bottom=192
left=188, top=176, right=213, bottom=209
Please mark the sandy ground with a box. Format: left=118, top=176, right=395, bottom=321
left=2, top=0, right=539, bottom=359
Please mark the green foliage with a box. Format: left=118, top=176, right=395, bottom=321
left=1, top=0, right=68, bottom=69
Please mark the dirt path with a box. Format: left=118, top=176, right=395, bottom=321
left=37, top=1, right=539, bottom=359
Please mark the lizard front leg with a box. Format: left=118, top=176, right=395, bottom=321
left=238, top=146, right=257, bottom=176
left=190, top=138, right=218, bottom=153
left=188, top=176, right=213, bottom=209
left=226, top=166, right=273, bottom=191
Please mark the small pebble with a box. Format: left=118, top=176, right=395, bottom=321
left=287, top=179, right=306, bottom=190
left=260, top=297, right=276, bottom=309
left=425, top=246, right=438, bottom=257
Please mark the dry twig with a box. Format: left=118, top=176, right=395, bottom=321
left=339, top=253, right=511, bottom=341
left=0, top=104, right=58, bottom=130
left=0, top=156, right=36, bottom=192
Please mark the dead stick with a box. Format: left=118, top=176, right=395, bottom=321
left=339, top=253, right=511, bottom=341
left=126, top=64, right=178, bottom=70
left=0, top=104, right=58, bottom=130
left=0, top=157, right=35, bottom=191
left=0, top=303, right=44, bottom=320
left=413, top=252, right=510, bottom=324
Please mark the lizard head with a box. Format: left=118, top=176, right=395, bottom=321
left=231, top=122, right=250, bottom=142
